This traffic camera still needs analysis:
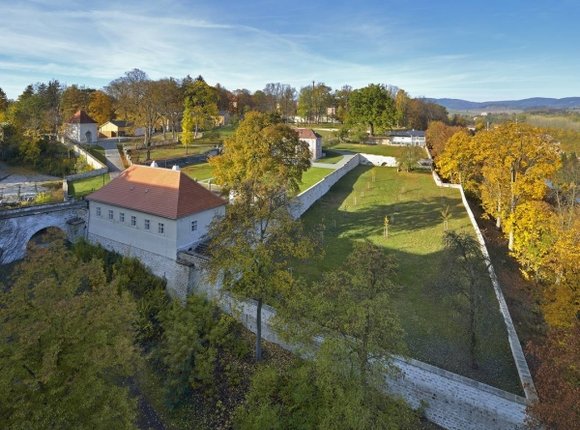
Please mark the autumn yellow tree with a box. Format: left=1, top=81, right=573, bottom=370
left=88, top=90, right=114, bottom=125
left=437, top=130, right=481, bottom=192
left=475, top=123, right=560, bottom=248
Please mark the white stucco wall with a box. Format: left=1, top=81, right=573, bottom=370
left=88, top=202, right=178, bottom=259
left=301, top=137, right=322, bottom=160
left=88, top=201, right=225, bottom=259
left=175, top=205, right=225, bottom=251
left=67, top=123, right=98, bottom=144
left=390, top=136, right=425, bottom=146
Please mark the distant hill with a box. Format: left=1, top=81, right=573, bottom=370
left=427, top=97, right=580, bottom=112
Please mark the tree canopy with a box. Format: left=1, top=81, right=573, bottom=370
left=0, top=240, right=138, bottom=429
left=346, top=84, right=396, bottom=136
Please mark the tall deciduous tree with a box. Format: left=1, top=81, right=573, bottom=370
left=346, top=84, right=396, bottom=136
left=425, top=120, right=463, bottom=159
left=394, top=88, right=410, bottom=128
left=60, top=84, right=92, bottom=122
left=297, top=82, right=332, bottom=123
left=181, top=76, right=218, bottom=151
left=477, top=123, right=560, bottom=248
left=207, top=112, right=313, bottom=361
left=88, top=90, right=114, bottom=125
left=279, top=241, right=405, bottom=389
left=156, top=78, right=183, bottom=142
left=0, top=240, right=138, bottom=429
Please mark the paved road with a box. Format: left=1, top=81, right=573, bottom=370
left=98, top=140, right=125, bottom=177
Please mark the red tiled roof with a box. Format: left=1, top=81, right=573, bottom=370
left=87, top=165, right=227, bottom=219
left=296, top=128, right=319, bottom=139
left=67, top=110, right=97, bottom=124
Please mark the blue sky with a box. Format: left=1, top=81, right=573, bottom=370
left=0, top=0, right=579, bottom=101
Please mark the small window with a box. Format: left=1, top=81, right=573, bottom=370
left=158, top=223, right=164, bottom=234
left=131, top=215, right=137, bottom=227
left=191, top=220, right=198, bottom=232
left=119, top=212, right=125, bottom=222
left=96, top=207, right=101, bottom=217
left=144, top=219, right=150, bottom=230
left=108, top=209, right=113, bottom=220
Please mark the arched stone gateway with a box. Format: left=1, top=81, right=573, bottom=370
left=0, top=201, right=88, bottom=264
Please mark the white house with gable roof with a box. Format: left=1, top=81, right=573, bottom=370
left=296, top=128, right=322, bottom=160
left=86, top=164, right=227, bottom=296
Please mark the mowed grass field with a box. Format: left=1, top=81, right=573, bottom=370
left=69, top=173, right=111, bottom=197
left=182, top=163, right=334, bottom=192
left=297, top=166, right=522, bottom=394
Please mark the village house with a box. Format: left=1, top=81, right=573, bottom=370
left=86, top=164, right=227, bottom=296
left=386, top=130, right=426, bottom=146
left=296, top=128, right=323, bottom=160
left=98, top=120, right=132, bottom=138
left=65, top=110, right=98, bottom=144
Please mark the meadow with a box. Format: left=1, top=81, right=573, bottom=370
left=297, top=166, right=522, bottom=394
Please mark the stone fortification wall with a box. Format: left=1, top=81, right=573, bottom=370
left=358, top=153, right=399, bottom=167
left=64, top=143, right=109, bottom=183
left=203, top=293, right=528, bottom=430
left=289, top=154, right=360, bottom=218
left=88, top=233, right=192, bottom=299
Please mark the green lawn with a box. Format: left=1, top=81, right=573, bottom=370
left=318, top=149, right=344, bottom=164
left=181, top=163, right=215, bottom=181
left=129, top=144, right=216, bottom=162
left=69, top=173, right=110, bottom=197
left=299, top=167, right=334, bottom=192
left=181, top=164, right=333, bottom=191
left=296, top=166, right=522, bottom=394
left=85, top=145, right=107, bottom=165
left=328, top=142, right=409, bottom=158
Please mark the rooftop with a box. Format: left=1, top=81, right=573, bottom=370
left=87, top=165, right=227, bottom=219
left=389, top=129, right=425, bottom=138
left=296, top=128, right=321, bottom=140
left=67, top=110, right=97, bottom=124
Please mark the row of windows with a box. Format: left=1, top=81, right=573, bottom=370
left=96, top=207, right=165, bottom=233
left=95, top=207, right=198, bottom=233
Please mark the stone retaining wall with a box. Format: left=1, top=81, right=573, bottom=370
left=203, top=292, right=529, bottom=430
left=359, top=152, right=399, bottom=167
left=289, top=154, right=360, bottom=218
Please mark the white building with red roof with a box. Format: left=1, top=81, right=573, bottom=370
left=296, top=128, right=322, bottom=160
left=65, top=110, right=98, bottom=144
left=87, top=164, right=227, bottom=296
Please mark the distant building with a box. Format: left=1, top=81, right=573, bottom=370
left=87, top=164, right=227, bottom=295
left=386, top=130, right=426, bottom=146
left=296, top=128, right=323, bottom=160
left=65, top=110, right=98, bottom=144
left=99, top=120, right=132, bottom=138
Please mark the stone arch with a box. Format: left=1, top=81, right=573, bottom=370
left=26, top=226, right=68, bottom=252
left=85, top=130, right=92, bottom=143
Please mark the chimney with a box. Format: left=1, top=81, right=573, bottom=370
left=172, top=165, right=180, bottom=171
left=150, top=161, right=158, bottom=168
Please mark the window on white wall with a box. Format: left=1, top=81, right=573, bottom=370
left=158, top=223, right=164, bottom=234
left=131, top=215, right=136, bottom=227
left=108, top=209, right=113, bottom=220
left=191, top=220, right=197, bottom=232
left=144, top=219, right=150, bottom=230
left=120, top=212, right=125, bottom=222
left=96, top=207, right=101, bottom=217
